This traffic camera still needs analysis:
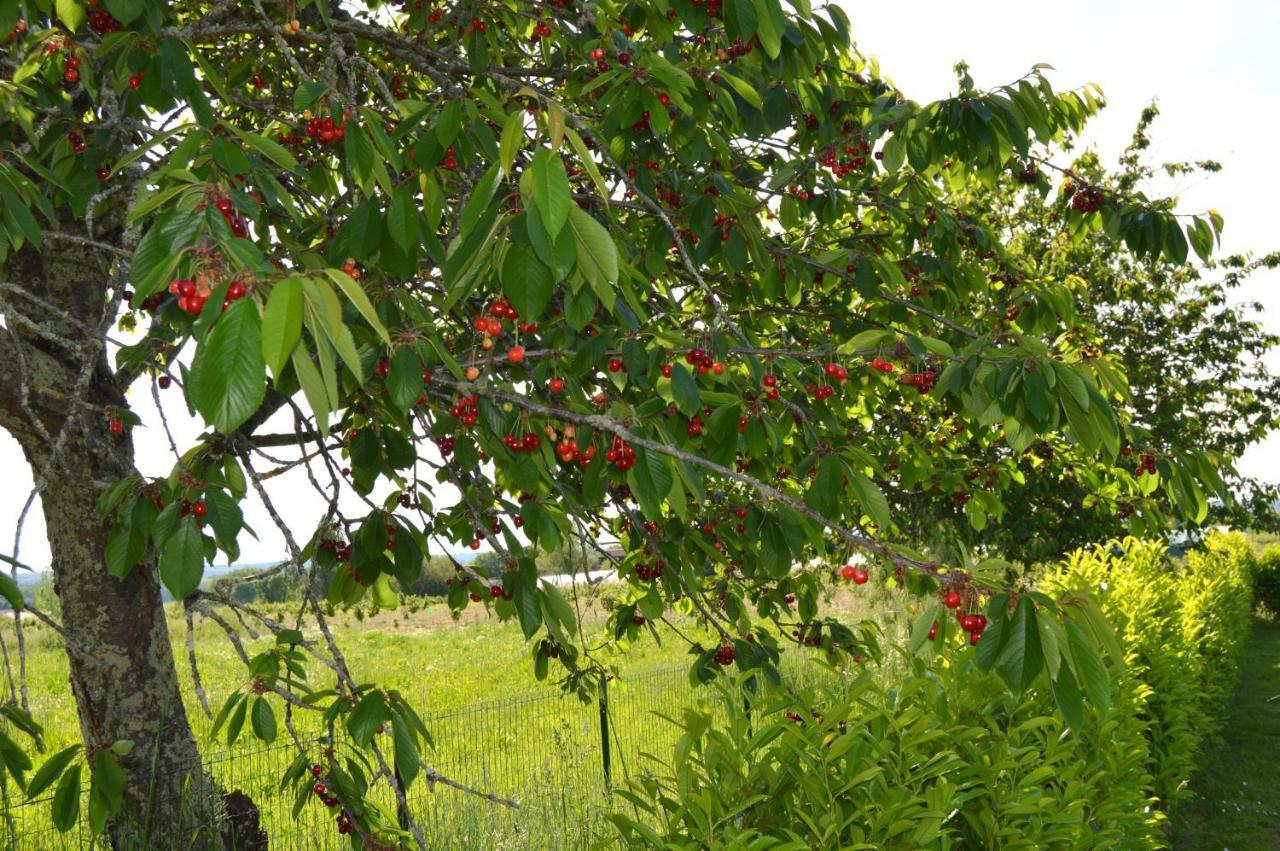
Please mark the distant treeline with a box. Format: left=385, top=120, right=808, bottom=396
left=202, top=547, right=608, bottom=605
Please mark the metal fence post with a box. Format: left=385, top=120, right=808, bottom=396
left=598, top=676, right=612, bottom=792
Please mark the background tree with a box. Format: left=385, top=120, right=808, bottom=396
left=893, top=101, right=1279, bottom=563
left=0, top=0, right=1232, bottom=846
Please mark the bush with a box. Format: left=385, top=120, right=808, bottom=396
left=1255, top=545, right=1280, bottom=618
left=610, top=534, right=1257, bottom=848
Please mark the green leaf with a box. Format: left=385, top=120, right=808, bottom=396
left=323, top=268, right=392, bottom=346
left=0, top=573, right=24, bottom=611
left=848, top=472, right=890, bottom=530
left=994, top=597, right=1043, bottom=693
left=187, top=299, right=266, bottom=434
left=516, top=577, right=543, bottom=639
left=89, top=752, right=125, bottom=822
left=261, top=279, right=304, bottom=381
left=293, top=80, right=330, bottom=110
left=386, top=346, right=423, bottom=413
left=26, top=746, right=81, bottom=800
left=499, top=111, right=526, bottom=176
left=51, top=764, right=81, bottom=832
left=392, top=709, right=421, bottom=790
left=1052, top=663, right=1085, bottom=730
left=386, top=184, right=420, bottom=252
left=526, top=148, right=572, bottom=239
left=347, top=692, right=390, bottom=747
left=669, top=363, right=701, bottom=417
left=158, top=518, right=205, bottom=600
left=500, top=243, right=555, bottom=320
left=292, top=349, right=331, bottom=435
left=224, top=123, right=298, bottom=172
left=56, top=0, right=85, bottom=32
left=540, top=581, right=578, bottom=632
left=250, top=697, right=277, bottom=744
left=1065, top=618, right=1111, bottom=712
left=566, top=205, right=618, bottom=302
left=225, top=694, right=248, bottom=746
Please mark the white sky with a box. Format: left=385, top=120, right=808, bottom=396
left=2, top=1, right=1278, bottom=570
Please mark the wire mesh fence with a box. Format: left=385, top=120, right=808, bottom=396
left=1, top=664, right=699, bottom=850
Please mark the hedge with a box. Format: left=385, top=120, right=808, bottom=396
left=609, top=532, right=1257, bottom=849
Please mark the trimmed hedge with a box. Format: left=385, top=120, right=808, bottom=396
left=1255, top=544, right=1280, bottom=618
left=610, top=533, right=1257, bottom=849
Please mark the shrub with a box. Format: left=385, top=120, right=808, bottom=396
left=1255, top=545, right=1280, bottom=618
left=610, top=534, right=1257, bottom=848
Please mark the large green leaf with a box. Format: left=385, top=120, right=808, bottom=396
left=188, top=299, right=266, bottom=433
left=158, top=518, right=205, bottom=600
left=501, top=243, right=555, bottom=319
left=261, top=279, right=303, bottom=380
left=566, top=205, right=618, bottom=305
left=526, top=148, right=572, bottom=239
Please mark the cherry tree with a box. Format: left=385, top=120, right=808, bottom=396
left=0, top=0, right=1228, bottom=845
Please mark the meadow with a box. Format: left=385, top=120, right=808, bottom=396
left=0, top=581, right=897, bottom=849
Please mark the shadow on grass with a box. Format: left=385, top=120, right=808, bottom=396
left=1173, top=618, right=1280, bottom=850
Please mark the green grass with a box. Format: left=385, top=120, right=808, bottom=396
left=0, top=584, right=897, bottom=848
left=1172, top=618, right=1280, bottom=851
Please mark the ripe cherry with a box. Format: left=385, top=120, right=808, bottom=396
left=192, top=501, right=207, bottom=518
left=507, top=345, right=525, bottom=363
left=548, top=377, right=565, bottom=393
left=108, top=418, right=123, bottom=436
left=128, top=73, right=143, bottom=89
left=158, top=375, right=171, bottom=389
left=226, top=280, right=247, bottom=301
left=840, top=565, right=857, bottom=580
left=943, top=591, right=962, bottom=609
left=852, top=567, right=869, bottom=585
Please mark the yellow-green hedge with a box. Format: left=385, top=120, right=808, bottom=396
left=610, top=533, right=1257, bottom=849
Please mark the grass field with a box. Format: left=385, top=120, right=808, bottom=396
left=0, top=582, right=901, bottom=848
left=1172, top=618, right=1280, bottom=851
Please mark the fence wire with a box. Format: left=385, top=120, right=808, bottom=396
left=0, top=664, right=698, bottom=850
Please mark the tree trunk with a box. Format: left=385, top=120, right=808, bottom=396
left=0, top=232, right=265, bottom=849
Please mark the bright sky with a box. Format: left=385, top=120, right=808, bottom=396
left=2, top=1, right=1278, bottom=570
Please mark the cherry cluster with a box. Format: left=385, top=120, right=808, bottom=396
left=1017, top=164, right=1039, bottom=184
left=178, top=499, right=207, bottom=519
left=61, top=54, right=80, bottom=86
left=899, top=370, right=938, bottom=394
left=839, top=564, right=869, bottom=584
left=304, top=114, right=347, bottom=145
left=502, top=432, right=543, bottom=453
left=868, top=357, right=895, bottom=374
left=448, top=394, right=479, bottom=427
left=1070, top=184, right=1105, bottom=214
left=634, top=560, right=665, bottom=581
left=941, top=590, right=989, bottom=645
left=603, top=436, right=636, bottom=471
left=529, top=20, right=553, bottom=40
left=821, top=139, right=872, bottom=177
left=88, top=10, right=121, bottom=35
left=67, top=131, right=86, bottom=154
left=441, top=145, right=458, bottom=170
left=210, top=197, right=249, bottom=238
left=554, top=436, right=596, bottom=466
left=1133, top=452, right=1158, bottom=477
left=713, top=644, right=736, bottom=666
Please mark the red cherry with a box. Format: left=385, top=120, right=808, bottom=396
left=943, top=591, right=962, bottom=609
left=108, top=418, right=123, bottom=435
left=158, top=375, right=171, bottom=389
left=852, top=568, right=869, bottom=585
left=507, top=345, right=525, bottom=364
left=762, top=374, right=777, bottom=387
left=128, top=73, right=143, bottom=89
left=840, top=565, right=857, bottom=580
left=227, top=281, right=247, bottom=300
left=548, top=377, right=565, bottom=393
left=177, top=279, right=196, bottom=297
left=969, top=631, right=981, bottom=646
left=63, top=68, right=79, bottom=84
left=192, top=501, right=207, bottom=518
left=96, top=167, right=109, bottom=182
left=186, top=295, right=206, bottom=314
left=377, top=356, right=389, bottom=378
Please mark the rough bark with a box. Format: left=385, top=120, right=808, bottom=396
left=0, top=230, right=265, bottom=849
